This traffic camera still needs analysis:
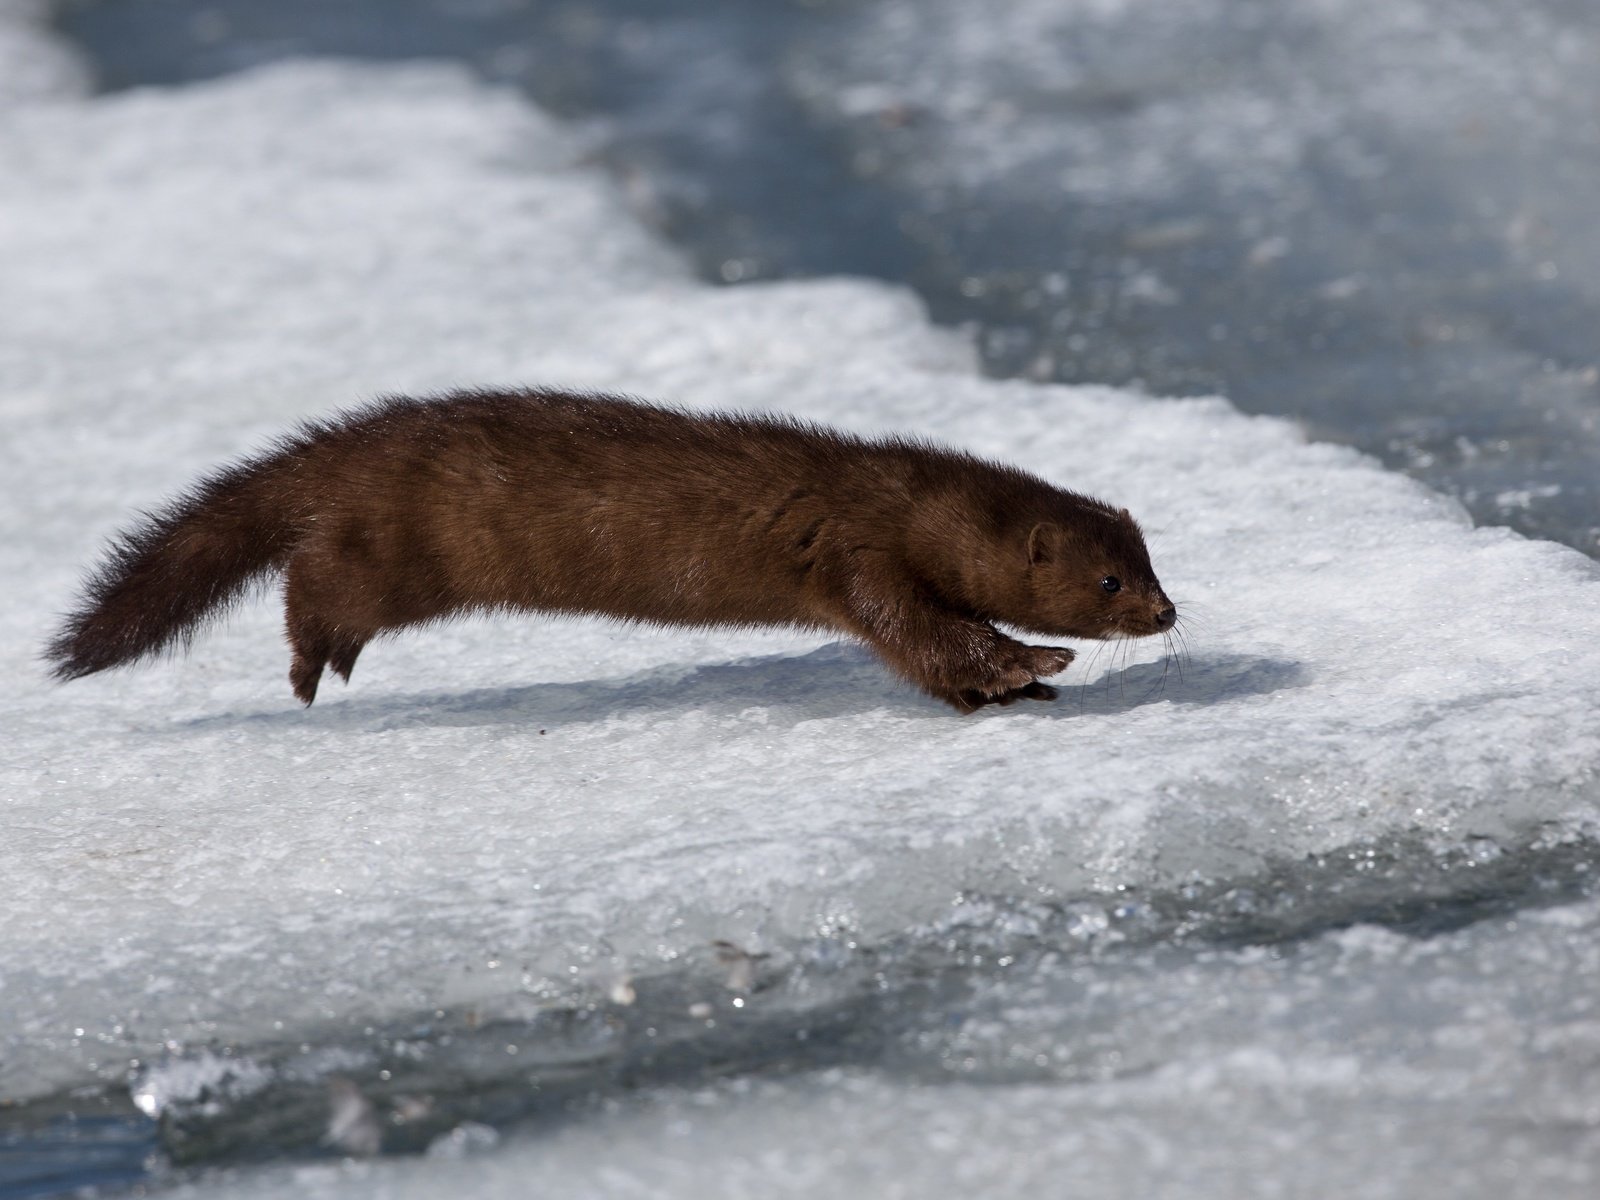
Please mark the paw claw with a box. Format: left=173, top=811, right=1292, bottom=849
left=942, top=679, right=1059, bottom=712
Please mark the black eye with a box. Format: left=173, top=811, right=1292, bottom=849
left=1101, top=576, right=1121, bottom=594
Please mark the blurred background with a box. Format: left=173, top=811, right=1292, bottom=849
left=60, top=0, right=1600, bottom=554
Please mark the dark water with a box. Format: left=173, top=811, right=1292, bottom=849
left=57, top=0, right=1600, bottom=555
left=0, top=1110, right=156, bottom=1199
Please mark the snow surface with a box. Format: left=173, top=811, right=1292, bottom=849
left=163, top=902, right=1600, bottom=1199
left=2, top=4, right=1600, bottom=1195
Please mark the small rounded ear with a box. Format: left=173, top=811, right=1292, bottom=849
left=1027, top=522, right=1058, bottom=567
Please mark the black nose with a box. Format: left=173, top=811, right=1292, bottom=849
left=1155, top=606, right=1176, bottom=629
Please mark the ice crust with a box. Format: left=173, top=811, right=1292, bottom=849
left=0, top=0, right=88, bottom=103
left=2, top=6, right=1600, bottom=1190
left=164, top=896, right=1600, bottom=1199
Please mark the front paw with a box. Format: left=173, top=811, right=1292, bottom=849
left=946, top=644, right=1074, bottom=709
left=943, top=680, right=1060, bottom=713
left=1006, top=680, right=1059, bottom=704
left=1015, top=644, right=1075, bottom=678
left=988, top=642, right=1075, bottom=685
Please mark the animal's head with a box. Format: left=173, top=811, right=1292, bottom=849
left=1019, top=503, right=1174, bottom=639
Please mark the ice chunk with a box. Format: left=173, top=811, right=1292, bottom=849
left=0, top=0, right=90, bottom=102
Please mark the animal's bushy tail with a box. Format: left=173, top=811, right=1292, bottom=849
left=46, top=453, right=301, bottom=680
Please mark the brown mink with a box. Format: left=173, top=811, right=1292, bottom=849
left=47, top=388, right=1176, bottom=712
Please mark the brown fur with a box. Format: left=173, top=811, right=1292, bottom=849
left=47, top=388, right=1176, bottom=712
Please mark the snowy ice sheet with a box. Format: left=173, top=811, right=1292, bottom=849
left=158, top=896, right=1600, bottom=1199
left=2, top=7, right=1600, bottom=1194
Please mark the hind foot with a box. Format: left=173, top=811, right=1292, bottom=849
left=289, top=649, right=323, bottom=706
left=328, top=638, right=366, bottom=684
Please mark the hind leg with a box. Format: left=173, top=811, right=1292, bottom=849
left=283, top=557, right=371, bottom=705
left=292, top=633, right=366, bottom=703
left=288, top=626, right=370, bottom=704
left=285, top=598, right=336, bottom=706
left=287, top=626, right=330, bottom=705
left=328, top=634, right=368, bottom=684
